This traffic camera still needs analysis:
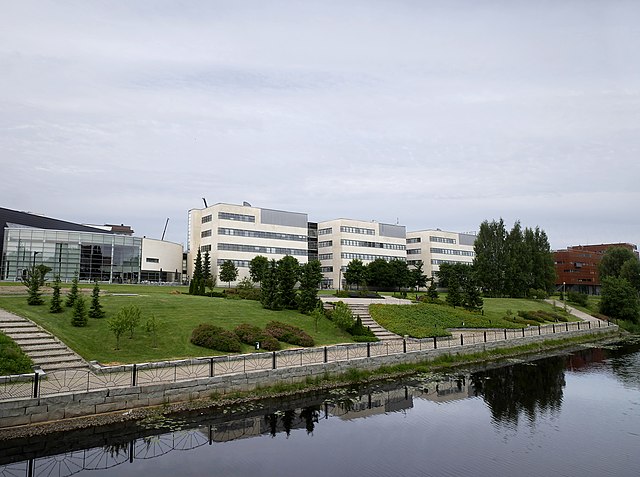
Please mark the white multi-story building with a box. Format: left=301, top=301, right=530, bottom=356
left=187, top=203, right=310, bottom=284
left=140, top=237, right=184, bottom=283
left=317, top=218, right=406, bottom=289
left=406, top=229, right=476, bottom=280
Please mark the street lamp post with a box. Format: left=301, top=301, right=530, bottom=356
left=32, top=251, right=40, bottom=268
left=563, top=281, right=567, bottom=311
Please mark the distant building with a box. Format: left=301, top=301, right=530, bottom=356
left=0, top=207, right=141, bottom=283
left=554, top=243, right=638, bottom=295
left=405, top=229, right=476, bottom=279
left=316, top=218, right=406, bottom=289
left=140, top=237, right=184, bottom=283
left=187, top=202, right=310, bottom=285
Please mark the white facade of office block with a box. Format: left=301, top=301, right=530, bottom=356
left=141, top=237, right=184, bottom=283
left=406, top=229, right=476, bottom=279
left=317, top=218, right=406, bottom=289
left=188, top=203, right=309, bottom=285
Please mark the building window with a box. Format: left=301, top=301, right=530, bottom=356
left=218, top=243, right=307, bottom=256
left=341, top=252, right=405, bottom=262
left=407, top=237, right=421, bottom=244
left=431, top=259, right=468, bottom=265
left=201, top=229, right=212, bottom=238
left=146, top=258, right=160, bottom=263
left=340, top=239, right=405, bottom=250
left=318, top=227, right=332, bottom=235
left=407, top=249, right=421, bottom=255
left=202, top=215, right=212, bottom=224
left=320, top=266, right=333, bottom=273
left=218, top=228, right=306, bottom=242
left=218, top=212, right=255, bottom=223
left=430, top=248, right=474, bottom=257
left=318, top=253, right=333, bottom=260
left=216, top=259, right=250, bottom=268
left=318, top=240, right=333, bottom=248
left=340, top=226, right=375, bottom=235
left=430, top=236, right=456, bottom=244
left=200, top=244, right=212, bottom=252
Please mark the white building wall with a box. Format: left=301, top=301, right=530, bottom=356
left=141, top=238, right=183, bottom=280
left=317, top=218, right=406, bottom=289
left=406, top=229, right=476, bottom=279
left=188, top=203, right=309, bottom=285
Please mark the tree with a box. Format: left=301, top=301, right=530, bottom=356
left=260, top=260, right=281, bottom=310
left=249, top=255, right=269, bottom=285
left=35, top=264, right=52, bottom=287
left=620, top=259, right=640, bottom=293
left=71, top=297, right=88, bottom=327
left=473, top=219, right=507, bottom=297
left=331, top=301, right=355, bottom=331
left=504, top=221, right=528, bottom=298
left=49, top=275, right=63, bottom=313
left=298, top=260, right=323, bottom=313
left=190, top=249, right=205, bottom=295
left=445, top=274, right=463, bottom=307
left=22, top=266, right=44, bottom=306
left=203, top=251, right=212, bottom=290
left=462, top=279, right=484, bottom=311
left=343, top=259, right=367, bottom=289
left=388, top=259, right=410, bottom=292
left=366, top=259, right=392, bottom=289
left=108, top=312, right=128, bottom=350
left=409, top=261, right=428, bottom=291
left=66, top=274, right=80, bottom=307
left=89, top=281, right=105, bottom=319
left=145, top=315, right=160, bottom=348
left=599, top=247, right=638, bottom=280
left=219, top=260, right=239, bottom=287
left=426, top=277, right=439, bottom=301
left=277, top=256, right=300, bottom=309
left=600, top=277, right=640, bottom=323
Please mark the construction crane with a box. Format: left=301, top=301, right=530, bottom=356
left=161, top=218, right=169, bottom=241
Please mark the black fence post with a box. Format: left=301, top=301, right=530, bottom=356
left=484, top=331, right=487, bottom=343
left=578, top=321, right=581, bottom=330
left=403, top=339, right=407, bottom=353
left=460, top=334, right=464, bottom=346
left=552, top=324, right=556, bottom=333
left=132, top=364, right=137, bottom=386
left=538, top=325, right=541, bottom=335
left=209, top=358, right=214, bottom=377
left=566, top=323, right=569, bottom=332
left=504, top=329, right=507, bottom=340
left=522, top=328, right=525, bottom=337
left=272, top=351, right=277, bottom=369
left=367, top=342, right=371, bottom=358
left=433, top=336, right=437, bottom=349
left=588, top=321, right=591, bottom=330
left=32, top=371, right=39, bottom=398
left=324, top=346, right=328, bottom=363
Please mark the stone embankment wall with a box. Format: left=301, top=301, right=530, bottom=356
left=0, top=326, right=618, bottom=429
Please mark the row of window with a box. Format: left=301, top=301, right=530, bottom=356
left=340, top=239, right=405, bottom=250
left=407, top=249, right=421, bottom=255
left=200, top=245, right=212, bottom=252
left=319, top=253, right=333, bottom=260
left=218, top=227, right=306, bottom=242
left=145, top=258, right=159, bottom=263
left=320, top=266, right=333, bottom=273
left=318, top=240, right=333, bottom=248
left=218, top=243, right=307, bottom=256
left=431, top=259, right=468, bottom=265
left=202, top=215, right=212, bottom=223
left=406, top=237, right=421, bottom=244
left=219, top=212, right=255, bottom=222
left=318, top=227, right=332, bottom=235
left=201, top=229, right=212, bottom=238
left=431, top=248, right=474, bottom=257
left=217, top=259, right=250, bottom=268
left=430, top=236, right=456, bottom=244
left=341, top=252, right=406, bottom=262
left=340, top=226, right=375, bottom=235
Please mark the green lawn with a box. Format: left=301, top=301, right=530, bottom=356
left=0, top=290, right=352, bottom=364
left=370, top=298, right=575, bottom=338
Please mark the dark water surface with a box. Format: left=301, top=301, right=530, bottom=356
left=3, top=340, right=640, bottom=477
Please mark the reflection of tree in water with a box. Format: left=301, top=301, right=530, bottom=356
left=606, top=340, right=640, bottom=391
left=471, top=356, right=566, bottom=426
left=300, top=405, right=320, bottom=434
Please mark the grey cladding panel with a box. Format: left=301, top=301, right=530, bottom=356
left=260, top=208, right=308, bottom=228
left=379, top=223, right=406, bottom=238
left=459, top=233, right=477, bottom=246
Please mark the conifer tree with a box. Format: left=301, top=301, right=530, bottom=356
left=298, top=260, right=323, bottom=313
left=89, top=281, right=105, bottom=318
left=190, top=249, right=204, bottom=295
left=260, top=260, right=281, bottom=310
left=50, top=275, right=63, bottom=313
left=66, top=274, right=80, bottom=307
left=71, top=296, right=88, bottom=327
left=22, top=266, right=44, bottom=306
left=277, top=255, right=300, bottom=309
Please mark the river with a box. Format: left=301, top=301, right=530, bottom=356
left=2, top=339, right=640, bottom=477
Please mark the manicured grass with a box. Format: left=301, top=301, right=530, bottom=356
left=0, top=332, right=33, bottom=375
left=0, top=291, right=352, bottom=365
left=370, top=298, right=575, bottom=338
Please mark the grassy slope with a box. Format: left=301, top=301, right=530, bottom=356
left=0, top=288, right=352, bottom=364
left=370, top=298, right=575, bottom=338
left=0, top=332, right=33, bottom=374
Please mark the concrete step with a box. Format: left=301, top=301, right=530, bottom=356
left=4, top=332, right=52, bottom=340
left=41, top=361, right=88, bottom=372
left=11, top=337, right=59, bottom=346
left=0, top=325, right=41, bottom=333
left=29, top=349, right=78, bottom=358
left=20, top=342, right=67, bottom=351
left=32, top=354, right=85, bottom=366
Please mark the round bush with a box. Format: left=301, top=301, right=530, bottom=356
left=258, top=335, right=281, bottom=351
left=265, top=321, right=314, bottom=347
left=234, top=324, right=264, bottom=344
left=190, top=324, right=242, bottom=353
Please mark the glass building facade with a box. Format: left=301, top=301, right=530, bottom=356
left=1, top=227, right=142, bottom=283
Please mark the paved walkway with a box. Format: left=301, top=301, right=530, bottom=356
left=0, top=309, right=87, bottom=372
left=544, top=299, right=603, bottom=324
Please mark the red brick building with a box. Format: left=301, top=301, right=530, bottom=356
left=554, top=243, right=638, bottom=295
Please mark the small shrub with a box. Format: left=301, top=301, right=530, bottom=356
left=71, top=297, right=88, bottom=327
left=568, top=291, right=589, bottom=307
left=528, top=288, right=548, bottom=299
left=190, top=324, right=242, bottom=352
left=209, top=291, right=226, bottom=298
left=234, top=324, right=264, bottom=344
left=265, top=321, right=314, bottom=347
left=352, top=334, right=379, bottom=342
left=258, top=335, right=281, bottom=351
left=331, top=302, right=355, bottom=331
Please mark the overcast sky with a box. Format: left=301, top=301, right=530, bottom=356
left=1, top=1, right=638, bottom=249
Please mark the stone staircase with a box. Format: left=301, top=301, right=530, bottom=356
left=0, top=310, right=88, bottom=373
left=334, top=302, right=401, bottom=341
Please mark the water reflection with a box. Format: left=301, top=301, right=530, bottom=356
left=2, top=341, right=639, bottom=477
